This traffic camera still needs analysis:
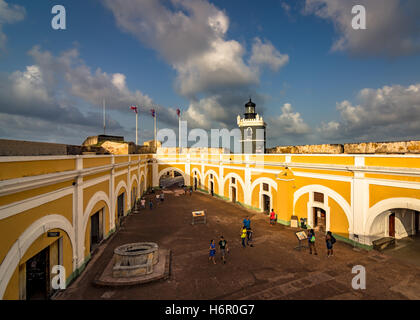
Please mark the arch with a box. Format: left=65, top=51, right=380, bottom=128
left=158, top=167, right=187, bottom=183
left=139, top=171, right=146, bottom=195
left=114, top=180, right=128, bottom=217
left=0, top=215, right=76, bottom=299
left=82, top=191, right=111, bottom=249
left=223, top=172, right=246, bottom=193
left=365, top=197, right=420, bottom=235
left=250, top=177, right=278, bottom=194
left=130, top=174, right=139, bottom=192
left=293, top=184, right=352, bottom=232
left=204, top=169, right=220, bottom=185
left=250, top=177, right=277, bottom=212
left=115, top=180, right=128, bottom=201
left=191, top=168, right=202, bottom=181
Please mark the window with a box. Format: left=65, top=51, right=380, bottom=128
left=232, top=177, right=236, bottom=184
left=314, top=192, right=324, bottom=203
left=246, top=127, right=253, bottom=140
left=263, top=183, right=269, bottom=192
left=210, top=174, right=213, bottom=179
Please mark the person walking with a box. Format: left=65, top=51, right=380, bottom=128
left=156, top=193, right=160, bottom=204
left=326, top=231, right=336, bottom=257
left=241, top=226, right=247, bottom=248
left=160, top=192, right=165, bottom=203
left=308, top=229, right=318, bottom=255
left=209, top=240, right=216, bottom=264
left=269, top=209, right=276, bottom=225
left=218, top=236, right=228, bottom=264
left=189, top=187, right=192, bottom=196
left=149, top=199, right=153, bottom=210
left=243, top=216, right=251, bottom=230
left=140, top=198, right=146, bottom=209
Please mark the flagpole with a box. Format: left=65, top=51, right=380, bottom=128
left=178, top=111, right=181, bottom=153
left=154, top=110, right=157, bottom=149
left=103, top=99, right=106, bottom=135
left=136, top=107, right=138, bottom=145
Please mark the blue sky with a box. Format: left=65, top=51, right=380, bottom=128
left=0, top=0, right=419, bottom=148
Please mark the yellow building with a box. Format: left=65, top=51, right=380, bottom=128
left=1, top=151, right=420, bottom=299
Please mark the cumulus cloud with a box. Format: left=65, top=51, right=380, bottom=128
left=0, top=0, right=25, bottom=51
left=103, top=0, right=289, bottom=130
left=266, top=103, right=312, bottom=146
left=0, top=46, right=181, bottom=144
left=304, top=0, right=420, bottom=57
left=250, top=38, right=290, bottom=72
left=318, top=83, right=420, bottom=142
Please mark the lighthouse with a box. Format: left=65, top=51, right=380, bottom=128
left=237, top=99, right=266, bottom=154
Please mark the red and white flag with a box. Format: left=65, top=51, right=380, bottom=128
left=176, top=108, right=181, bottom=117
left=130, top=106, right=138, bottom=114
left=150, top=109, right=156, bottom=117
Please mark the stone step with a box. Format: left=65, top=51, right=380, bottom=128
left=372, top=237, right=395, bottom=251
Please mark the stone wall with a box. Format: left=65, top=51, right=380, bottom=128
left=267, top=140, right=420, bottom=154
left=344, top=141, right=420, bottom=154
left=267, top=144, right=344, bottom=154
left=0, top=139, right=69, bottom=156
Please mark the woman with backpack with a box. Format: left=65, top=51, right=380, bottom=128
left=308, top=229, right=318, bottom=255
left=326, top=231, right=336, bottom=257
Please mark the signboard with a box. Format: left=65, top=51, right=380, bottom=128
left=47, top=231, right=60, bottom=237
left=295, top=231, right=307, bottom=241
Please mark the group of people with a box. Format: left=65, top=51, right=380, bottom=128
left=139, top=189, right=166, bottom=210
left=208, top=236, right=229, bottom=264
left=307, top=229, right=336, bottom=257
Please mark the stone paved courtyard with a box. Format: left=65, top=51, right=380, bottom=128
left=56, top=189, right=420, bottom=300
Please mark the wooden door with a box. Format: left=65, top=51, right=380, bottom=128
left=231, top=187, right=236, bottom=203
left=389, top=213, right=395, bottom=237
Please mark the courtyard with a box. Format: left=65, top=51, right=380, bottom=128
left=56, top=189, right=420, bottom=300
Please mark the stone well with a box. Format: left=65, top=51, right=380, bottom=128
left=112, top=242, right=159, bottom=278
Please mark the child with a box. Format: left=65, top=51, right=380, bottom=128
left=308, top=229, right=318, bottom=255
left=218, top=236, right=228, bottom=264
left=326, top=231, right=336, bottom=257
left=269, top=209, right=276, bottom=225
left=241, top=227, right=247, bottom=248
left=209, top=240, right=216, bottom=264
left=149, top=199, right=153, bottom=210
left=140, top=198, right=146, bottom=209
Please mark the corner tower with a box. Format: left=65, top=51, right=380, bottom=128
left=237, top=99, right=266, bottom=154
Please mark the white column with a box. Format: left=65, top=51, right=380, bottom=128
left=352, top=156, right=369, bottom=244
left=127, top=155, right=131, bottom=211
left=219, top=154, right=224, bottom=197
left=74, top=156, right=85, bottom=269
left=185, top=154, right=191, bottom=186
left=152, top=157, right=159, bottom=187
left=110, top=156, right=115, bottom=230
left=244, top=154, right=251, bottom=206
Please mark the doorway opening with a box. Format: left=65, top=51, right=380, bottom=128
left=313, top=207, right=326, bottom=233
left=262, top=194, right=271, bottom=213
left=117, top=192, right=125, bottom=225
left=210, top=181, right=214, bottom=196
left=26, top=246, right=50, bottom=300
left=389, top=212, right=396, bottom=237
left=90, top=209, right=104, bottom=253
left=231, top=187, right=237, bottom=203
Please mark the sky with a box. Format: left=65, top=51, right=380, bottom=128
left=0, top=0, right=419, bottom=148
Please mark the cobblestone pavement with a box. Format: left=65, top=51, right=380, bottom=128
left=56, top=189, right=420, bottom=300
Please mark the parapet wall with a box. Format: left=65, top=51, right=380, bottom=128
left=267, top=140, right=420, bottom=154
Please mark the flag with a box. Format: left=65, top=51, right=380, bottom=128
left=176, top=108, right=180, bottom=117
left=130, top=106, right=138, bottom=114
left=150, top=109, right=155, bottom=117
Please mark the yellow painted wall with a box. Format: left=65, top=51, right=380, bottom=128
left=0, top=159, right=76, bottom=181
left=369, top=184, right=420, bottom=208
left=0, top=196, right=73, bottom=264
left=3, top=229, right=73, bottom=300
left=0, top=180, right=74, bottom=206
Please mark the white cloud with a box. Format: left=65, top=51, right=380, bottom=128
left=304, top=0, right=420, bottom=57
left=103, top=0, right=289, bottom=129
left=318, top=83, right=420, bottom=142
left=0, top=0, right=25, bottom=51
left=250, top=38, right=289, bottom=72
